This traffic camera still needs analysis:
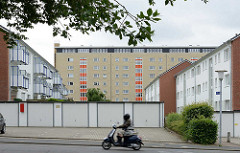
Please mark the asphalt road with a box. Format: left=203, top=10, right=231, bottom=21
left=0, top=143, right=239, bottom=153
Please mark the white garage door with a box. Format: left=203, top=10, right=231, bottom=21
left=28, top=103, right=54, bottom=126
left=62, top=103, right=88, bottom=127
left=133, top=104, right=159, bottom=127
left=98, top=103, right=123, bottom=127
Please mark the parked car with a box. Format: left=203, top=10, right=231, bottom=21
left=0, top=113, right=6, bottom=134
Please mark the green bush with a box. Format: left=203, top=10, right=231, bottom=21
left=47, top=98, right=65, bottom=102
left=14, top=98, right=22, bottom=102
left=182, top=103, right=214, bottom=124
left=166, top=113, right=183, bottom=129
left=171, top=120, right=186, bottom=135
left=187, top=117, right=218, bottom=144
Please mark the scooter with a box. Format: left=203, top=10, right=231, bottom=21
left=102, top=125, right=143, bottom=150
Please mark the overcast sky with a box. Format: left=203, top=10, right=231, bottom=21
left=1, top=0, right=239, bottom=65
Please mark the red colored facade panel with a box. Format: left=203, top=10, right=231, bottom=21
left=0, top=31, right=9, bottom=101
left=159, top=61, right=191, bottom=116
left=231, top=36, right=240, bottom=110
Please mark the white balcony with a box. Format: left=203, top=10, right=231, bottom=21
left=53, top=73, right=62, bottom=85
left=53, top=91, right=62, bottom=99
left=11, top=43, right=29, bottom=65
left=11, top=66, right=29, bottom=89
left=33, top=78, right=46, bottom=95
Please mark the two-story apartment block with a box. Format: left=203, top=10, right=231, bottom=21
left=0, top=25, right=68, bottom=101
left=55, top=44, right=215, bottom=101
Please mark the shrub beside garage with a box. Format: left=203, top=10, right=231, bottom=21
left=165, top=103, right=218, bottom=144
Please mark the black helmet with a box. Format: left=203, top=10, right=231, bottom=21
left=123, top=114, right=130, bottom=121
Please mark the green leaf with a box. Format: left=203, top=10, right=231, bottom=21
left=147, top=8, right=153, bottom=16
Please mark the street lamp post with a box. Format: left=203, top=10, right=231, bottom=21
left=215, top=70, right=227, bottom=146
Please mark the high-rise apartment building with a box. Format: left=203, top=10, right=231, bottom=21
left=54, top=44, right=215, bottom=101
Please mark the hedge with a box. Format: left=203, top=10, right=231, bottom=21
left=187, top=117, right=218, bottom=144
left=182, top=103, right=214, bottom=124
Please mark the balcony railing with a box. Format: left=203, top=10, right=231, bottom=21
left=33, top=78, right=46, bottom=95
left=53, top=73, right=62, bottom=85
left=11, top=66, right=29, bottom=89
left=11, top=42, right=29, bottom=65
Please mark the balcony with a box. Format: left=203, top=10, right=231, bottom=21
left=11, top=66, right=29, bottom=89
left=62, top=85, right=68, bottom=96
left=53, top=73, right=62, bottom=85
left=11, top=42, right=29, bottom=65
left=46, top=83, right=53, bottom=97
left=33, top=78, right=46, bottom=95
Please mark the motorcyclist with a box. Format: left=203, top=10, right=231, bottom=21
left=116, top=114, right=132, bottom=145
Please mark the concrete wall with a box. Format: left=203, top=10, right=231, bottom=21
left=0, top=101, right=164, bottom=128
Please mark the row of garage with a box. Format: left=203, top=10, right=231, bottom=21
left=0, top=102, right=164, bottom=127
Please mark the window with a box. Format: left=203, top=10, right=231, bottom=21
left=80, top=69, right=87, bottom=73
left=116, top=90, right=119, bottom=94
left=159, top=66, right=162, bottom=70
left=123, top=98, right=129, bottom=102
left=115, top=98, right=119, bottom=101
left=135, top=85, right=142, bottom=89
left=191, top=87, right=195, bottom=96
left=123, top=74, right=129, bottom=78
left=191, top=69, right=195, bottom=78
left=69, top=90, right=74, bottom=94
left=225, top=100, right=230, bottom=111
left=123, top=66, right=129, bottom=70
left=115, top=66, right=119, bottom=70
left=123, top=82, right=129, bottom=86
left=136, top=69, right=142, bottom=73
left=68, top=82, right=74, bottom=85
left=225, top=74, right=230, bottom=86
left=93, top=58, right=99, bottom=62
left=68, top=58, right=73, bottom=62
left=93, top=66, right=99, bottom=70
left=135, top=77, right=142, bottom=81
left=215, top=78, right=218, bottom=88
left=94, top=82, right=99, bottom=85
left=80, top=85, right=87, bottom=89
left=115, top=58, right=119, bottom=62
left=215, top=55, right=217, bottom=64
left=123, top=90, right=129, bottom=94
left=197, top=85, right=201, bottom=94
left=159, top=58, right=162, bottom=62
left=171, top=57, right=174, bottom=62
left=149, top=66, right=155, bottom=70
left=150, top=74, right=155, bottom=78
left=68, top=73, right=74, bottom=78
left=103, top=66, right=107, bottom=70
left=123, top=58, right=129, bottom=62
left=80, top=77, right=87, bottom=81
left=224, top=49, right=229, bottom=61
left=178, top=58, right=184, bottom=62
left=116, top=82, right=119, bottom=86
left=103, top=58, right=107, bottom=62
left=67, top=66, right=74, bottom=70
left=103, top=74, right=107, bottom=78
left=150, top=58, right=155, bottom=62
left=103, top=82, right=107, bottom=86
left=93, top=74, right=100, bottom=78
left=115, top=74, right=119, bottom=78
left=103, top=90, right=107, bottom=94
left=197, top=65, right=201, bottom=75
left=218, top=53, right=221, bottom=63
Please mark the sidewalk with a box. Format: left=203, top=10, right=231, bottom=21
left=0, top=127, right=240, bottom=151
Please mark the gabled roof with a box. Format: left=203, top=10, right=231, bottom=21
left=175, top=33, right=240, bottom=77
left=144, top=59, right=192, bottom=90
left=0, top=25, right=58, bottom=72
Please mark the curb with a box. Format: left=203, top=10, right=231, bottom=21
left=1, top=136, right=240, bottom=151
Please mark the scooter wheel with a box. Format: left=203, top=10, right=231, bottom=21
left=102, top=141, right=111, bottom=150
left=132, top=142, right=141, bottom=150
